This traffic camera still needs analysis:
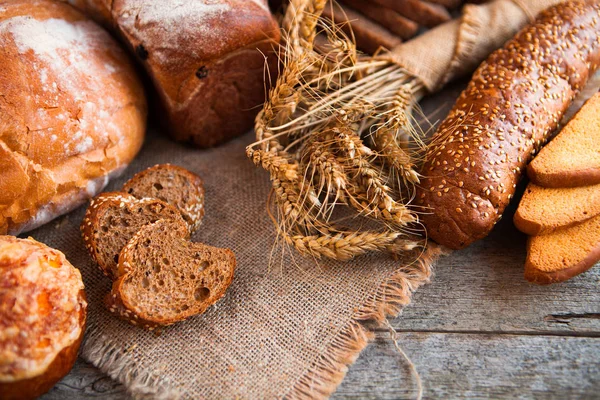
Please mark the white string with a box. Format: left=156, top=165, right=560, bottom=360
left=384, top=319, right=423, bottom=400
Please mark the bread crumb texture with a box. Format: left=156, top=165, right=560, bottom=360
left=0, top=0, right=146, bottom=235
left=0, top=236, right=86, bottom=382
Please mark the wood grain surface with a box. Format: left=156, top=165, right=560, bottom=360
left=40, top=77, right=600, bottom=399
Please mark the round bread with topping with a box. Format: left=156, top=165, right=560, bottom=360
left=0, top=236, right=87, bottom=400
left=0, top=0, right=147, bottom=236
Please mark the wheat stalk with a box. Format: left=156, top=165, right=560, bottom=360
left=248, top=0, right=429, bottom=262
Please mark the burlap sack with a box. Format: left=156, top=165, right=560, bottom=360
left=387, top=0, right=562, bottom=92
left=27, top=1, right=565, bottom=398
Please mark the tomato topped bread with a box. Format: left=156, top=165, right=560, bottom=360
left=0, top=236, right=87, bottom=400
left=0, top=0, right=146, bottom=236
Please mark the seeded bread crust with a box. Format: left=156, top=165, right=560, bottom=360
left=122, top=164, right=205, bottom=233
left=416, top=1, right=600, bottom=249
left=81, top=192, right=189, bottom=279
left=527, top=92, right=600, bottom=188
left=0, top=236, right=86, bottom=400
left=525, top=213, right=600, bottom=284
left=514, top=182, right=600, bottom=236
left=106, top=219, right=236, bottom=329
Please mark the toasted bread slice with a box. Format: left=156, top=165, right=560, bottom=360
left=528, top=92, right=600, bottom=187
left=81, top=192, right=189, bottom=279
left=105, top=219, right=236, bottom=329
left=122, top=164, right=205, bottom=233
left=525, top=213, right=600, bottom=284
left=514, top=182, right=600, bottom=235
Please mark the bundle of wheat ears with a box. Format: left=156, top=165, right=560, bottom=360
left=246, top=0, right=433, bottom=261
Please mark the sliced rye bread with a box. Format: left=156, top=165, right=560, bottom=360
left=525, top=213, right=600, bottom=285
left=528, top=92, right=600, bottom=188
left=514, top=182, right=600, bottom=235
left=81, top=192, right=189, bottom=279
left=122, top=164, right=205, bottom=233
left=105, top=219, right=236, bottom=329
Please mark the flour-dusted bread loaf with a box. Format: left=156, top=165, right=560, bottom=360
left=81, top=192, right=189, bottom=279
left=528, top=92, right=600, bottom=188
left=525, top=213, right=600, bottom=284
left=122, top=164, right=205, bottom=233
left=106, top=219, right=236, bottom=329
left=0, top=0, right=146, bottom=236
left=0, top=236, right=86, bottom=400
left=514, top=183, right=600, bottom=236
left=416, top=1, right=600, bottom=249
left=62, top=0, right=280, bottom=148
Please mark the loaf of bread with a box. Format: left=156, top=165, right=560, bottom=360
left=525, top=214, right=600, bottom=284
left=0, top=0, right=146, bottom=236
left=62, top=0, right=280, bottom=148
left=514, top=183, right=600, bottom=236
left=0, top=236, right=87, bottom=400
left=416, top=1, right=600, bottom=249
left=528, top=92, right=600, bottom=187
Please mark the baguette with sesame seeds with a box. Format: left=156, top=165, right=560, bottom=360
left=416, top=1, right=600, bottom=249
left=81, top=192, right=189, bottom=279
left=122, top=164, right=205, bottom=233
left=105, top=219, right=236, bottom=329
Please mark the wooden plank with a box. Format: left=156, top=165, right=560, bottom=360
left=394, top=205, right=600, bottom=335
left=334, top=332, right=600, bottom=399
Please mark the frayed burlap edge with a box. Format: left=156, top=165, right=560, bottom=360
left=286, top=243, right=447, bottom=400
left=81, top=323, right=182, bottom=400
left=80, top=243, right=446, bottom=400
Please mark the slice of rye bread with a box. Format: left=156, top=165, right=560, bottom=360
left=528, top=92, right=600, bottom=188
left=105, top=219, right=236, bottom=329
left=514, top=182, right=600, bottom=235
left=525, top=213, right=600, bottom=285
left=122, top=164, right=205, bottom=233
left=81, top=192, right=189, bottom=279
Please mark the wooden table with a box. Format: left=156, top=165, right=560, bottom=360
left=40, top=80, right=600, bottom=399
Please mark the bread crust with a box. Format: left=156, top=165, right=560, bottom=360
left=417, top=1, right=600, bottom=249
left=0, top=236, right=87, bottom=399
left=0, top=0, right=147, bottom=235
left=527, top=164, right=600, bottom=188
left=62, top=0, right=280, bottom=147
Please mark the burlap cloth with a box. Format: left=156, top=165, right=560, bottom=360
left=28, top=0, right=567, bottom=398
left=29, top=129, right=439, bottom=399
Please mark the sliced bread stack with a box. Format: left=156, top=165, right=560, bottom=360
left=514, top=93, right=600, bottom=284
left=82, top=164, right=236, bottom=329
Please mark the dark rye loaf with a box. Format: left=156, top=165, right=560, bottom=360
left=106, top=219, right=236, bottom=329
left=416, top=1, right=600, bottom=249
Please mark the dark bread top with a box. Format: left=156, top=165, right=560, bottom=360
left=417, top=1, right=600, bottom=249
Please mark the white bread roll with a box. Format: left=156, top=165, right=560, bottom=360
left=0, top=0, right=147, bottom=235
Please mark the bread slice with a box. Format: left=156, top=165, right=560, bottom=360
left=105, top=219, right=236, bottom=329
left=525, top=213, right=600, bottom=284
left=514, top=183, right=600, bottom=235
left=528, top=92, right=600, bottom=187
left=122, top=164, right=205, bottom=233
left=81, top=192, right=189, bottom=279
